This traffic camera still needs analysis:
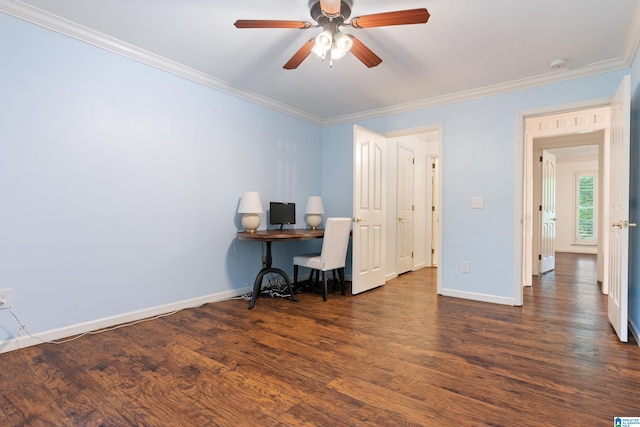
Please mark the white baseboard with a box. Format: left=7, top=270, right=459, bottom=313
left=0, top=287, right=251, bottom=354
left=439, top=288, right=516, bottom=306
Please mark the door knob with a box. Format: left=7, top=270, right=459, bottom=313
left=354, top=217, right=365, bottom=223
left=612, top=220, right=637, bottom=229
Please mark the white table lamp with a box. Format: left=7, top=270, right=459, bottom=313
left=238, top=191, right=263, bottom=232
left=305, top=196, right=324, bottom=230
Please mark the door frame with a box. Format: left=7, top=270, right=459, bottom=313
left=382, top=125, right=443, bottom=293
left=516, top=98, right=612, bottom=305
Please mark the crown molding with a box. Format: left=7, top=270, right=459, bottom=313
left=1, top=0, right=636, bottom=128
left=322, top=58, right=630, bottom=126
left=0, top=0, right=324, bottom=126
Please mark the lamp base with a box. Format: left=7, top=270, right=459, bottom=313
left=306, top=214, right=322, bottom=230
left=242, top=213, right=261, bottom=233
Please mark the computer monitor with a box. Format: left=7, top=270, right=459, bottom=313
left=269, top=202, right=295, bottom=229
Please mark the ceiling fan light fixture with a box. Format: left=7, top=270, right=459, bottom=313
left=235, top=2, right=428, bottom=70
left=314, top=29, right=333, bottom=56
left=330, top=31, right=352, bottom=63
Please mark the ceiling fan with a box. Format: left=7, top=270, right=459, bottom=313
left=234, top=0, right=430, bottom=69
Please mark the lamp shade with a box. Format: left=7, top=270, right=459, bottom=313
left=305, top=196, right=324, bottom=214
left=238, top=191, right=263, bottom=214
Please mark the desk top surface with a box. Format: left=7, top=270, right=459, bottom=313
left=236, top=228, right=324, bottom=241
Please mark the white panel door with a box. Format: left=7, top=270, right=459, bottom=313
left=397, top=145, right=414, bottom=274
left=608, top=75, right=632, bottom=342
left=352, top=126, right=386, bottom=294
left=540, top=150, right=557, bottom=273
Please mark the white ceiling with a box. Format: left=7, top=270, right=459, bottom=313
left=2, top=0, right=640, bottom=125
left=548, top=144, right=599, bottom=161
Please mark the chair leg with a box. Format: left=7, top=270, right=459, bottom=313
left=322, top=271, right=328, bottom=301
left=311, top=269, right=320, bottom=294
left=337, top=267, right=346, bottom=295
left=294, top=265, right=299, bottom=288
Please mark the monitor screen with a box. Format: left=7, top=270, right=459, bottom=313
left=269, top=202, right=295, bottom=227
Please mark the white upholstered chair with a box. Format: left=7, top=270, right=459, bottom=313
left=293, top=217, right=351, bottom=301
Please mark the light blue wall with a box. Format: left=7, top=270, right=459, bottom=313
left=0, top=13, right=323, bottom=341
left=322, top=71, right=628, bottom=301
left=2, top=9, right=637, bottom=347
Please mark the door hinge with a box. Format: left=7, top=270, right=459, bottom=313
left=432, top=248, right=435, bottom=254
left=539, top=205, right=542, bottom=211
left=413, top=158, right=415, bottom=164
left=412, top=205, right=415, bottom=211
left=412, top=252, right=414, bottom=258
left=538, top=254, right=542, bottom=260
left=432, top=206, right=436, bottom=211
left=540, top=155, right=543, bottom=162
left=432, top=163, right=436, bottom=169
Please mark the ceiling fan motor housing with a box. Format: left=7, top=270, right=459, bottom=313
left=309, top=0, right=352, bottom=22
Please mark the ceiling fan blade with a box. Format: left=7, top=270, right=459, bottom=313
left=350, top=8, right=430, bottom=28
left=349, top=36, right=382, bottom=68
left=283, top=39, right=315, bottom=70
left=320, top=0, right=341, bottom=17
left=234, top=20, right=312, bottom=29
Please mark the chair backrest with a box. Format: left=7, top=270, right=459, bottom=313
left=320, top=217, right=352, bottom=270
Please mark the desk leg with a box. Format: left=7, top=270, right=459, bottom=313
left=247, top=241, right=298, bottom=309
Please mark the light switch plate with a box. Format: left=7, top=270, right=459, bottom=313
left=471, top=196, right=484, bottom=209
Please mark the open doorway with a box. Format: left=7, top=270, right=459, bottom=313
left=385, top=128, right=441, bottom=282
left=532, top=136, right=603, bottom=280
left=521, top=106, right=611, bottom=297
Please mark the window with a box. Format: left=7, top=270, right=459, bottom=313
left=575, top=171, right=597, bottom=244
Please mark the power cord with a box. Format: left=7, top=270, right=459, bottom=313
left=2, top=304, right=186, bottom=345
left=0, top=288, right=254, bottom=346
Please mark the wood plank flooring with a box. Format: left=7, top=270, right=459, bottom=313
left=1, top=253, right=639, bottom=426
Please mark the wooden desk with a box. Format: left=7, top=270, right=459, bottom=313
left=236, top=229, right=324, bottom=309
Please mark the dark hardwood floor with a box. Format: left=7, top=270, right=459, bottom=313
left=1, top=253, right=639, bottom=426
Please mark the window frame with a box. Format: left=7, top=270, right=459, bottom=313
left=574, top=170, right=598, bottom=245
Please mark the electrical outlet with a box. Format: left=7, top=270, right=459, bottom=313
left=471, top=196, right=484, bottom=209
left=0, top=289, right=12, bottom=309
left=461, top=261, right=470, bottom=273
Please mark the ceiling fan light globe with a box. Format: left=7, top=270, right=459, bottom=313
left=315, top=30, right=333, bottom=51
left=333, top=32, right=353, bottom=52
left=331, top=44, right=348, bottom=60
left=312, top=43, right=328, bottom=58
